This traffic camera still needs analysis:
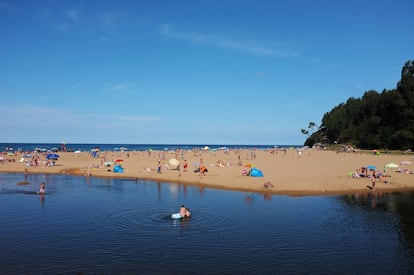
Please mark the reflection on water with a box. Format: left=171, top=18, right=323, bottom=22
left=344, top=191, right=414, bottom=253
left=0, top=173, right=413, bottom=274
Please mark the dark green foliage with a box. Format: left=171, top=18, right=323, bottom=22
left=305, top=60, right=414, bottom=150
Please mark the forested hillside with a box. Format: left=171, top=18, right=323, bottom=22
left=304, top=60, right=414, bottom=150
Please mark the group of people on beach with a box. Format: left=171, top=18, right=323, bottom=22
left=350, top=167, right=389, bottom=190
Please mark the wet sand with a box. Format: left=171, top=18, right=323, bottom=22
left=1, top=148, right=413, bottom=196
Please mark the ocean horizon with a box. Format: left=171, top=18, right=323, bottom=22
left=0, top=142, right=302, bottom=152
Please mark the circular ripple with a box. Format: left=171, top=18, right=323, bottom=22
left=84, top=206, right=241, bottom=234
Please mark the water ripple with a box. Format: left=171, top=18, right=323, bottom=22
left=83, top=205, right=240, bottom=235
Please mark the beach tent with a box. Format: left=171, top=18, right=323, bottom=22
left=113, top=165, right=124, bottom=173
left=250, top=167, right=264, bottom=177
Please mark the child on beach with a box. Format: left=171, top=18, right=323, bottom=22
left=264, top=180, right=273, bottom=188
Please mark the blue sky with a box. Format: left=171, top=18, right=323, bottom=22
left=1, top=0, right=412, bottom=145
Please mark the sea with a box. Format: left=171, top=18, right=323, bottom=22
left=0, top=142, right=300, bottom=152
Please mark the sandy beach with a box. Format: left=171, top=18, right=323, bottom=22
left=1, top=148, right=414, bottom=196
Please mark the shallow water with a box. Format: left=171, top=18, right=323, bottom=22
left=0, top=173, right=413, bottom=274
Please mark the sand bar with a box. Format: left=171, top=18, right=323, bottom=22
left=1, top=148, right=414, bottom=196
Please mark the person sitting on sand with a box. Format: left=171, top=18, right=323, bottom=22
left=264, top=180, right=273, bottom=188
left=200, top=166, right=208, bottom=175
left=39, top=182, right=45, bottom=194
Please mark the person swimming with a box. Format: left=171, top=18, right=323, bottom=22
left=184, top=208, right=191, bottom=218
left=179, top=205, right=191, bottom=218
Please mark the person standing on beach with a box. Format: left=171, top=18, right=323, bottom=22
left=371, top=170, right=377, bottom=189
left=157, top=160, right=162, bottom=173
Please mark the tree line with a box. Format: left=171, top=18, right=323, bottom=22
left=303, top=60, right=414, bottom=150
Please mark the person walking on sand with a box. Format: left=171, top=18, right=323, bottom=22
left=371, top=176, right=376, bottom=189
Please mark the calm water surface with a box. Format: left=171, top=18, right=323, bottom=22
left=1, top=173, right=413, bottom=274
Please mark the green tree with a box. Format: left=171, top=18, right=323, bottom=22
left=397, top=60, right=414, bottom=108
left=305, top=60, right=414, bottom=150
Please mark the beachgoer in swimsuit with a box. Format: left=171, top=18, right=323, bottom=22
left=39, top=182, right=45, bottom=194
left=179, top=205, right=191, bottom=218
left=184, top=208, right=191, bottom=218
left=180, top=205, right=186, bottom=216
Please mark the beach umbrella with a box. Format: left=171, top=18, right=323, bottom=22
left=385, top=163, right=399, bottom=168
left=367, top=165, right=376, bottom=170
left=46, top=153, right=60, bottom=160
left=115, top=159, right=124, bottom=163
left=169, top=158, right=180, bottom=167
left=104, top=161, right=114, bottom=166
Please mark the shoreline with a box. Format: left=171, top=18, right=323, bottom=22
left=1, top=148, right=414, bottom=196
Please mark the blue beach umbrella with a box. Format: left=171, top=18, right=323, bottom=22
left=46, top=153, right=60, bottom=160
left=367, top=165, right=376, bottom=170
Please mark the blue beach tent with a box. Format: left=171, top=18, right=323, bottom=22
left=113, top=165, right=124, bottom=173
left=250, top=167, right=264, bottom=177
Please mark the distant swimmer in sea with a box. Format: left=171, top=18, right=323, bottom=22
left=38, top=182, right=45, bottom=194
